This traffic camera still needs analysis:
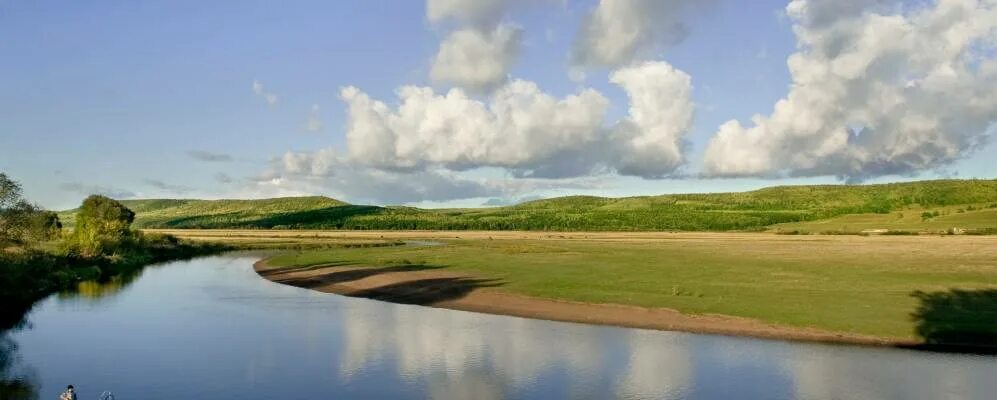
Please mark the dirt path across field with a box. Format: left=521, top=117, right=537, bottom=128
left=255, top=258, right=911, bottom=347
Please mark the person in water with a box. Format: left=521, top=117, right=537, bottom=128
left=59, top=385, right=77, bottom=400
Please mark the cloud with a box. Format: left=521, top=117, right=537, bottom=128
left=340, top=81, right=607, bottom=177
left=341, top=60, right=694, bottom=179
left=188, top=150, right=233, bottom=162
left=430, top=24, right=521, bottom=91
left=609, top=61, right=694, bottom=178
left=703, top=0, right=997, bottom=181
left=214, top=172, right=234, bottom=184
left=260, top=146, right=610, bottom=204
left=425, top=0, right=552, bottom=91
left=252, top=80, right=278, bottom=106
left=572, top=0, right=718, bottom=68
left=481, top=195, right=542, bottom=207
left=262, top=148, right=502, bottom=204
left=58, top=183, right=136, bottom=199
left=304, top=104, right=324, bottom=132
left=426, top=0, right=509, bottom=27
left=481, top=198, right=510, bottom=206
left=143, top=179, right=192, bottom=194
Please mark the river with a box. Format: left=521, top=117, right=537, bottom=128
left=3, top=254, right=995, bottom=399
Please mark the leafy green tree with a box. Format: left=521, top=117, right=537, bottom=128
left=25, top=210, right=61, bottom=242
left=68, top=195, right=135, bottom=257
left=1, top=201, right=35, bottom=244
left=0, top=173, right=22, bottom=244
left=0, top=173, right=58, bottom=245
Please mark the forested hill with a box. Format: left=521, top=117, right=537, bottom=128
left=59, top=180, right=997, bottom=232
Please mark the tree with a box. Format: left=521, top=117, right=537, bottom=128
left=68, top=195, right=135, bottom=257
left=0, top=173, right=21, bottom=210
left=1, top=174, right=31, bottom=245
left=0, top=173, right=63, bottom=246
left=25, top=211, right=61, bottom=242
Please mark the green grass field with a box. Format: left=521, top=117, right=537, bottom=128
left=59, top=179, right=997, bottom=232
left=772, top=204, right=997, bottom=234
left=261, top=233, right=997, bottom=340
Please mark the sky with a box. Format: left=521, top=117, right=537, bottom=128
left=2, top=0, right=996, bottom=210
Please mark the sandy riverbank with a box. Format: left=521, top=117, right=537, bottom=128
left=254, top=257, right=912, bottom=348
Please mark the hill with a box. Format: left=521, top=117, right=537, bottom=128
left=59, top=196, right=348, bottom=229
left=59, top=179, right=997, bottom=232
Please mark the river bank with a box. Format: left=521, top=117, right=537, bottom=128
left=237, top=231, right=997, bottom=350
left=0, top=235, right=226, bottom=330
left=255, top=257, right=908, bottom=347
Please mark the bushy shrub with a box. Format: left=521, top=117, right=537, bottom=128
left=66, top=195, right=136, bottom=258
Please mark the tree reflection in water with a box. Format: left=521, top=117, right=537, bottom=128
left=0, top=333, right=38, bottom=400
left=0, top=266, right=149, bottom=400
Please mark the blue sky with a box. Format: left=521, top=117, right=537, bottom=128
left=2, top=0, right=995, bottom=209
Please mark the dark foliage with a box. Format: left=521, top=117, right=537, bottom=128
left=911, top=289, right=997, bottom=348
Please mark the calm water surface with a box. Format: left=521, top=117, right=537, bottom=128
left=4, top=255, right=996, bottom=399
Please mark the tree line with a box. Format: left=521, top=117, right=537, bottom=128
left=1, top=172, right=221, bottom=331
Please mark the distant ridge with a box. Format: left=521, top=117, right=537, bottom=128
left=59, top=196, right=347, bottom=229
left=59, top=179, right=997, bottom=232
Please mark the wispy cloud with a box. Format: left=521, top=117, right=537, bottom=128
left=143, top=179, right=192, bottom=194
left=252, top=80, right=278, bottom=106
left=304, top=104, right=323, bottom=132
left=258, top=147, right=610, bottom=204
left=481, top=195, right=542, bottom=207
left=188, top=150, right=234, bottom=162
left=58, top=182, right=136, bottom=199
left=214, top=172, right=234, bottom=184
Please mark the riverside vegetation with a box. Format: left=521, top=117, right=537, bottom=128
left=58, top=179, right=997, bottom=233
left=0, top=173, right=223, bottom=330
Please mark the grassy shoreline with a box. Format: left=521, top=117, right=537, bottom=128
left=169, top=229, right=997, bottom=349
left=0, top=236, right=226, bottom=330
left=254, top=256, right=912, bottom=348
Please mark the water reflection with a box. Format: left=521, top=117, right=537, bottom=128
left=615, top=331, right=691, bottom=399
left=330, top=265, right=997, bottom=399
left=6, top=255, right=997, bottom=399
left=0, top=334, right=37, bottom=400
left=789, top=346, right=997, bottom=399
left=337, top=301, right=617, bottom=397
left=56, top=266, right=148, bottom=302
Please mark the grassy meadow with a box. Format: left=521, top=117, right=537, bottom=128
left=772, top=204, right=997, bottom=234
left=180, top=230, right=997, bottom=341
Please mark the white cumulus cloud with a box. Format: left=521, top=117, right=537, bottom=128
left=572, top=0, right=718, bottom=68
left=704, top=0, right=997, bottom=181
left=341, top=80, right=609, bottom=177
left=341, top=60, right=694, bottom=179
left=425, top=0, right=553, bottom=91
left=430, top=25, right=521, bottom=91
left=610, top=61, right=694, bottom=178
